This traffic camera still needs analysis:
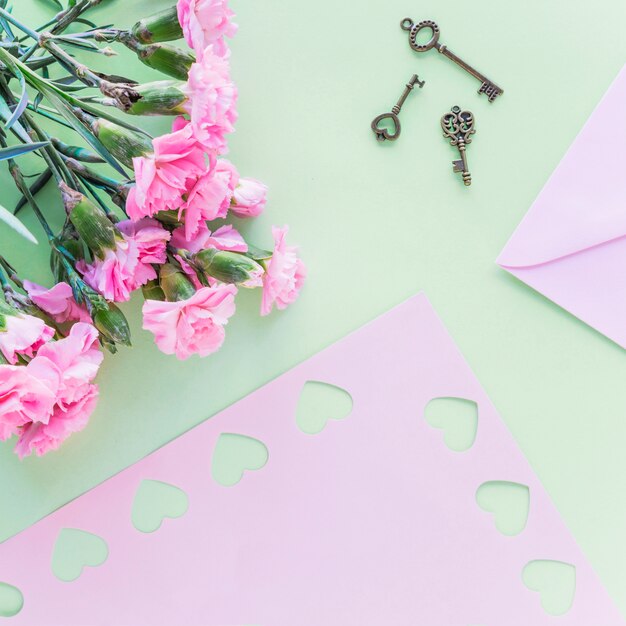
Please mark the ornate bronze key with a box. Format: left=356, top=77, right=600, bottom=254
left=371, top=74, right=425, bottom=142
left=441, top=105, right=475, bottom=186
left=401, top=19, right=503, bottom=102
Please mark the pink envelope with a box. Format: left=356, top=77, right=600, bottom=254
left=497, top=64, right=626, bottom=347
left=0, top=294, right=623, bottom=625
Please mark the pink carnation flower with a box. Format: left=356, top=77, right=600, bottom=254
left=30, top=322, right=103, bottom=410
left=183, top=46, right=237, bottom=154
left=118, top=218, right=171, bottom=286
left=0, top=323, right=102, bottom=458
left=179, top=159, right=238, bottom=238
left=0, top=364, right=57, bottom=441
left=177, top=0, right=237, bottom=57
left=142, top=283, right=237, bottom=360
left=261, top=226, right=306, bottom=316
left=0, top=313, right=55, bottom=364
left=231, top=178, right=268, bottom=218
left=79, top=219, right=170, bottom=302
left=78, top=239, right=139, bottom=302
left=171, top=223, right=247, bottom=254
left=15, top=384, right=99, bottom=459
left=24, top=280, right=91, bottom=324
left=171, top=223, right=248, bottom=288
left=126, top=123, right=206, bottom=220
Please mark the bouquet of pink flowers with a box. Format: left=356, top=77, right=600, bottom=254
left=0, top=0, right=305, bottom=458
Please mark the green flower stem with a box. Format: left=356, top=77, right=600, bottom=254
left=0, top=74, right=66, bottom=186
left=39, top=35, right=103, bottom=88
left=62, top=156, right=122, bottom=191
left=0, top=9, right=103, bottom=88
left=51, top=0, right=104, bottom=36
left=6, top=158, right=56, bottom=242
left=0, top=8, right=40, bottom=41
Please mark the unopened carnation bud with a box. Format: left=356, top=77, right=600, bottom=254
left=132, top=7, right=184, bottom=43
left=92, top=118, right=153, bottom=167
left=231, top=178, right=268, bottom=218
left=61, top=182, right=118, bottom=259
left=50, top=238, right=84, bottom=283
left=93, top=303, right=132, bottom=347
left=192, top=249, right=264, bottom=286
left=141, top=279, right=165, bottom=301
left=133, top=42, right=195, bottom=80
left=159, top=263, right=196, bottom=301
left=124, top=80, right=188, bottom=116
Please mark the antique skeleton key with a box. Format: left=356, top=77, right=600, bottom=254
left=371, top=74, right=425, bottom=142
left=401, top=19, right=503, bottom=102
left=441, top=105, right=475, bottom=186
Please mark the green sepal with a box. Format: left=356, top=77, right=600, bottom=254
left=126, top=80, right=187, bottom=116
left=136, top=43, right=194, bottom=80
left=93, top=302, right=132, bottom=347
left=159, top=263, right=195, bottom=301
left=142, top=279, right=166, bottom=301
left=93, top=118, right=153, bottom=168
left=193, top=248, right=264, bottom=285
left=132, top=7, right=184, bottom=43
left=62, top=183, right=118, bottom=259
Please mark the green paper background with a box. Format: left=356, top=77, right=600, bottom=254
left=1, top=0, right=625, bottom=616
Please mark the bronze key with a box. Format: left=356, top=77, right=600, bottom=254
left=401, top=19, right=503, bottom=102
left=441, top=105, right=475, bottom=186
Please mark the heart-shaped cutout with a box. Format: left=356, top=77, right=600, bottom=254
left=132, top=479, right=189, bottom=533
left=51, top=528, right=108, bottom=582
left=296, top=380, right=353, bottom=434
left=523, top=559, right=576, bottom=615
left=371, top=113, right=401, bottom=141
left=424, top=397, right=478, bottom=451
left=212, top=433, right=268, bottom=487
left=0, top=582, right=23, bottom=617
left=476, top=480, right=529, bottom=536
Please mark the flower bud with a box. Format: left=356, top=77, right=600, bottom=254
left=61, top=182, right=118, bottom=259
left=92, top=118, right=153, bottom=167
left=231, top=179, right=268, bottom=218
left=133, top=42, right=194, bottom=80
left=93, top=303, right=132, bottom=347
left=125, top=81, right=187, bottom=116
left=192, top=249, right=264, bottom=286
left=141, top=279, right=165, bottom=301
left=50, top=238, right=84, bottom=283
left=132, top=7, right=184, bottom=43
left=159, top=263, right=196, bottom=301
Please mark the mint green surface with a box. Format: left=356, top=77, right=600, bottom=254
left=1, top=0, right=626, bottom=616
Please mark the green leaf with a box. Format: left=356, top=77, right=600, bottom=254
left=0, top=203, right=37, bottom=244
left=6, top=65, right=28, bottom=129
left=0, top=141, right=49, bottom=161
left=53, top=35, right=101, bottom=52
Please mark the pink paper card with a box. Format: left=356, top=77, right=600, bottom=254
left=0, top=294, right=622, bottom=625
left=497, top=64, right=626, bottom=348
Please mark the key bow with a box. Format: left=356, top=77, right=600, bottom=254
left=371, top=112, right=401, bottom=142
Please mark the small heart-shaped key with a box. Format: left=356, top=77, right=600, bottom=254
left=371, top=112, right=401, bottom=142
left=371, top=74, right=424, bottom=142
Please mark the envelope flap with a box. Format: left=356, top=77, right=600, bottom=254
left=498, top=65, right=626, bottom=269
